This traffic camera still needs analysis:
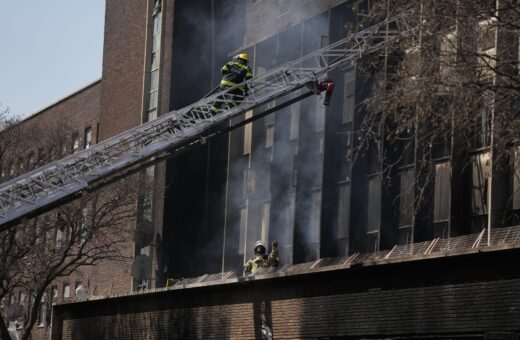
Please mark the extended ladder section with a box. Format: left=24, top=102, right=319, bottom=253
left=0, top=12, right=417, bottom=230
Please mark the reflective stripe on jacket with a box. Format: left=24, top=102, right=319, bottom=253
left=221, top=61, right=253, bottom=92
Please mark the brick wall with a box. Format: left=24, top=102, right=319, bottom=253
left=52, top=247, right=520, bottom=339
left=98, top=0, right=147, bottom=140
left=16, top=80, right=101, bottom=148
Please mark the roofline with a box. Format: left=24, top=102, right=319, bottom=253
left=19, top=79, right=102, bottom=124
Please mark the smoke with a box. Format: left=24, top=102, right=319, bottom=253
left=167, top=0, right=352, bottom=275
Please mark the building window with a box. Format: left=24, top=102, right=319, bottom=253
left=239, top=207, right=247, bottom=255
left=63, top=283, right=70, bottom=299
left=261, top=202, right=270, bottom=245
left=243, top=111, right=253, bottom=155
left=310, top=190, right=322, bottom=245
left=471, top=152, right=491, bottom=215
left=84, top=127, right=92, bottom=149
left=74, top=281, right=82, bottom=297
left=51, top=286, right=58, bottom=302
left=245, top=169, right=256, bottom=194
left=72, top=132, right=80, bottom=153
left=367, top=176, right=382, bottom=233
left=315, top=99, right=325, bottom=132
left=474, top=103, right=492, bottom=149
left=265, top=113, right=275, bottom=148
left=290, top=104, right=300, bottom=140
left=434, top=162, right=451, bottom=222
left=399, top=168, right=415, bottom=228
left=366, top=231, right=379, bottom=253
left=145, top=0, right=163, bottom=122
left=337, top=183, right=351, bottom=239
left=80, top=208, right=88, bottom=244
left=55, top=225, right=63, bottom=250
left=38, top=295, right=47, bottom=327
left=19, top=291, right=25, bottom=306
left=343, top=69, right=355, bottom=123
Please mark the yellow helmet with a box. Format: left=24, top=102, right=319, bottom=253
left=235, top=53, right=249, bottom=62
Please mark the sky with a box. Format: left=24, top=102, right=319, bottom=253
left=0, top=1, right=105, bottom=119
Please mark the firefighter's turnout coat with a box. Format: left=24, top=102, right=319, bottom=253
left=244, top=243, right=279, bottom=274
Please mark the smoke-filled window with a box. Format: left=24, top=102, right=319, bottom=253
left=315, top=98, right=325, bottom=132
left=289, top=104, right=300, bottom=140
left=434, top=162, right=451, bottom=222
left=310, top=190, right=322, bottom=246
left=239, top=207, right=247, bottom=255
left=261, top=202, right=270, bottom=245
left=337, top=183, right=350, bottom=239
left=243, top=111, right=253, bottom=155
left=265, top=113, right=275, bottom=148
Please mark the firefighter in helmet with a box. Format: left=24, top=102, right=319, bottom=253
left=211, top=53, right=253, bottom=115
left=244, top=240, right=279, bottom=274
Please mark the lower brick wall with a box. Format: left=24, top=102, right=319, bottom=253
left=52, top=248, right=520, bottom=339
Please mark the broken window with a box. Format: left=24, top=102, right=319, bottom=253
left=434, top=162, right=452, bottom=222
left=337, top=183, right=351, bottom=239
left=343, top=69, right=355, bottom=123
left=471, top=152, right=491, bottom=215
left=367, top=176, right=382, bottom=233
left=399, top=168, right=415, bottom=228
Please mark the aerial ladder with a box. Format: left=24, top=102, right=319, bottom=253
left=0, top=12, right=417, bottom=230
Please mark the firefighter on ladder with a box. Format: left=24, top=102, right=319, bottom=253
left=211, top=53, right=253, bottom=115
left=244, top=240, right=279, bottom=274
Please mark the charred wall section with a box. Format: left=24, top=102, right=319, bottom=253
left=162, top=0, right=245, bottom=279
